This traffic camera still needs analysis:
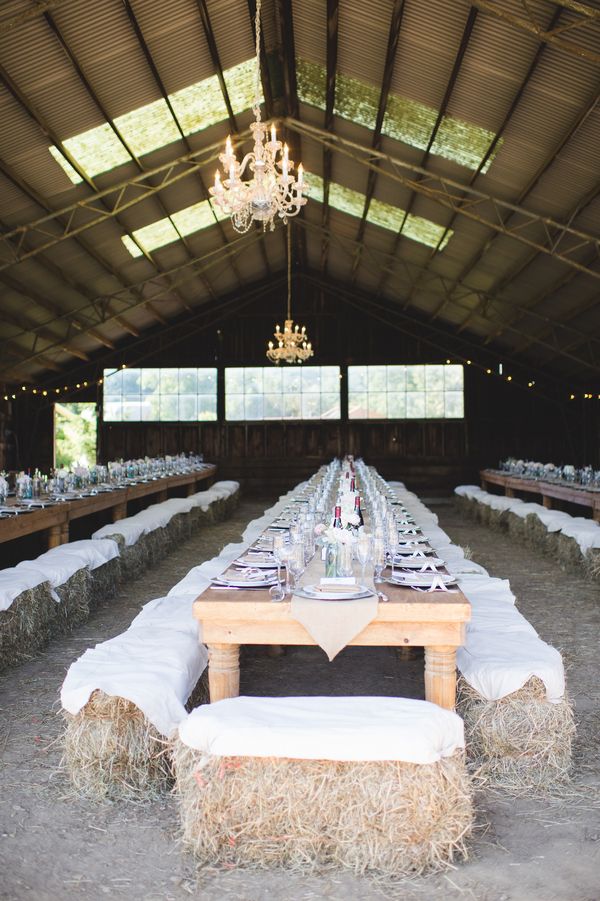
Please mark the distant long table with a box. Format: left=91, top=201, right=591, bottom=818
left=0, top=465, right=217, bottom=549
left=480, top=469, right=600, bottom=522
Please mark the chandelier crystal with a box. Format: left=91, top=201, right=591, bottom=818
left=266, top=227, right=314, bottom=365
left=209, top=0, right=308, bottom=234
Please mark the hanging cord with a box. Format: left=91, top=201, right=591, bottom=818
left=287, top=223, right=292, bottom=320
left=253, top=0, right=262, bottom=120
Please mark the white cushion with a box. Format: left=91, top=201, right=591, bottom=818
left=178, top=696, right=465, bottom=764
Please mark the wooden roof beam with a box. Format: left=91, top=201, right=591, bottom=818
left=376, top=6, right=478, bottom=297
left=319, top=0, right=339, bottom=278
left=350, top=0, right=405, bottom=281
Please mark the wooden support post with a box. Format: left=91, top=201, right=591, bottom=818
left=113, top=501, right=128, bottom=522
left=542, top=495, right=553, bottom=509
left=207, top=643, right=240, bottom=702
left=156, top=489, right=168, bottom=503
left=186, top=482, right=196, bottom=497
left=60, top=522, right=69, bottom=544
left=47, top=524, right=62, bottom=549
left=505, top=487, right=515, bottom=498
left=424, top=645, right=457, bottom=710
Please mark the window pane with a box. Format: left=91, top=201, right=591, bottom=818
left=321, top=393, right=341, bottom=419
left=160, top=395, right=178, bottom=420
left=282, top=368, right=301, bottom=395
left=122, top=368, right=141, bottom=394
left=264, top=393, right=284, bottom=419
left=179, top=369, right=197, bottom=394
left=387, top=393, right=406, bottom=418
left=386, top=366, right=406, bottom=392
left=406, top=366, right=425, bottom=391
left=263, top=368, right=282, bottom=394
left=104, top=371, right=122, bottom=396
left=245, top=394, right=263, bottom=419
left=368, top=366, right=387, bottom=392
left=285, top=392, right=302, bottom=419
left=198, top=395, right=217, bottom=421
left=348, top=365, right=367, bottom=393
left=103, top=400, right=122, bottom=420
left=122, top=396, right=142, bottom=421
left=226, top=394, right=244, bottom=420
left=141, top=369, right=160, bottom=395
left=445, top=391, right=464, bottom=418
left=161, top=370, right=179, bottom=394
left=425, top=391, right=444, bottom=418
left=368, top=392, right=387, bottom=418
left=425, top=365, right=444, bottom=391
left=301, top=368, right=320, bottom=392
left=321, top=367, right=341, bottom=393
left=179, top=395, right=197, bottom=421
left=245, top=369, right=263, bottom=395
left=406, top=392, right=425, bottom=418
left=302, top=393, right=321, bottom=419
left=141, top=395, right=160, bottom=421
left=348, top=392, right=368, bottom=419
left=444, top=365, right=464, bottom=391
left=226, top=368, right=244, bottom=395
left=198, top=369, right=216, bottom=395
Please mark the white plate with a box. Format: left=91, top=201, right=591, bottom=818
left=294, top=584, right=374, bottom=601
left=394, top=557, right=445, bottom=569
left=235, top=555, right=278, bottom=569
left=212, top=575, right=277, bottom=589
left=386, top=572, right=455, bottom=587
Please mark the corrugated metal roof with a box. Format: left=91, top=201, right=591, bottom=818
left=0, top=0, right=599, bottom=383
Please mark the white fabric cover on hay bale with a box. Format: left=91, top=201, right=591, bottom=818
left=173, top=696, right=473, bottom=878
left=60, top=592, right=208, bottom=800
left=0, top=570, right=59, bottom=671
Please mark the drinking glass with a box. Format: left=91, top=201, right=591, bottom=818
left=269, top=533, right=286, bottom=602
left=372, top=537, right=386, bottom=584
left=355, top=533, right=372, bottom=583
left=287, top=542, right=306, bottom=594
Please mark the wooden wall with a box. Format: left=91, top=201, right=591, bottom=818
left=3, top=287, right=599, bottom=493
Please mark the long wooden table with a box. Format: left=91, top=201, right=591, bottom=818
left=194, top=575, right=471, bottom=711
left=0, top=465, right=216, bottom=549
left=480, top=468, right=600, bottom=522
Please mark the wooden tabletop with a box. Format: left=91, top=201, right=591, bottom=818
left=0, top=464, right=216, bottom=546
left=480, top=468, right=600, bottom=519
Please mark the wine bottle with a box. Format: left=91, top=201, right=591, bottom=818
left=332, top=504, right=343, bottom=528
left=354, top=495, right=364, bottom=528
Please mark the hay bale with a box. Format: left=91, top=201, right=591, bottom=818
left=166, top=512, right=192, bottom=548
left=0, top=583, right=58, bottom=672
left=54, top=568, right=92, bottom=632
left=457, top=675, right=575, bottom=793
left=62, top=669, right=209, bottom=801
left=487, top=507, right=508, bottom=531
left=171, top=744, right=473, bottom=878
left=555, top=533, right=584, bottom=571
left=88, top=557, right=122, bottom=608
left=506, top=511, right=528, bottom=543
left=584, top=548, right=600, bottom=583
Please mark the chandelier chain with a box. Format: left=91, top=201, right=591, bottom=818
left=253, top=0, right=262, bottom=118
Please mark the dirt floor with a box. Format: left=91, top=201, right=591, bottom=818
left=0, top=494, right=599, bottom=901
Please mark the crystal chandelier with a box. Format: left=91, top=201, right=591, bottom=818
left=266, top=227, right=314, bottom=365
left=209, top=0, right=308, bottom=234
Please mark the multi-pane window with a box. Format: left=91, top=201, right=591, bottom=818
left=348, top=365, right=464, bottom=419
left=102, top=368, right=217, bottom=422
left=225, top=367, right=341, bottom=421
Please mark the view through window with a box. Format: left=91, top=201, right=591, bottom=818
left=102, top=368, right=217, bottom=421
left=225, top=367, right=341, bottom=420
left=348, top=365, right=464, bottom=419
left=54, top=402, right=98, bottom=467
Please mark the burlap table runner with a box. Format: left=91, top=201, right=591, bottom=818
left=290, top=549, right=378, bottom=661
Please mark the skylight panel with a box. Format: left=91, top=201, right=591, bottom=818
left=309, top=174, right=451, bottom=250
left=50, top=59, right=263, bottom=184
left=121, top=199, right=227, bottom=256
left=115, top=97, right=180, bottom=157
left=296, top=59, right=500, bottom=174
left=62, top=122, right=131, bottom=179
left=48, top=146, right=84, bottom=184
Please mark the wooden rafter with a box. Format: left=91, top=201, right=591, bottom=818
left=320, top=0, right=339, bottom=277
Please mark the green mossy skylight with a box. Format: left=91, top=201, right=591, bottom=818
left=297, top=58, right=500, bottom=174
left=122, top=198, right=228, bottom=257
left=51, top=58, right=261, bottom=184
left=309, top=174, right=451, bottom=249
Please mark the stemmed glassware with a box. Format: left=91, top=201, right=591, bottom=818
left=355, top=533, right=372, bottom=584
left=287, top=542, right=306, bottom=594
left=372, top=536, right=386, bottom=584
left=269, top=533, right=286, bottom=602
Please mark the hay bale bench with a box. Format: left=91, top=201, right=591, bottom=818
left=172, top=696, right=473, bottom=879
left=60, top=591, right=208, bottom=800
left=454, top=485, right=600, bottom=583
left=0, top=569, right=59, bottom=671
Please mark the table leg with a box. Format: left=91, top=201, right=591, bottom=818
left=186, top=483, right=196, bottom=497
left=542, top=495, right=553, bottom=509
left=207, top=643, right=240, bottom=702
left=113, top=501, right=127, bottom=522
left=48, top=524, right=62, bottom=549
left=505, top=487, right=515, bottom=498
left=424, top=645, right=457, bottom=710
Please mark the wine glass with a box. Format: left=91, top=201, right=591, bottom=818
left=287, top=542, right=306, bottom=594
left=269, top=533, right=286, bottom=602
left=355, top=533, right=372, bottom=584
left=372, top=536, right=386, bottom=584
